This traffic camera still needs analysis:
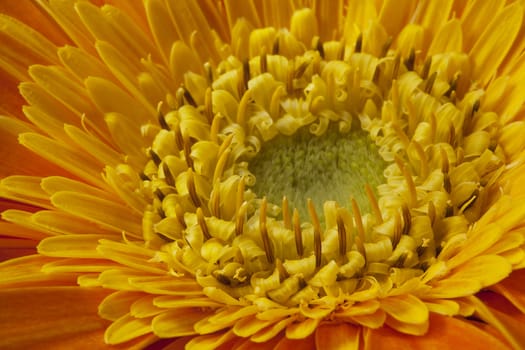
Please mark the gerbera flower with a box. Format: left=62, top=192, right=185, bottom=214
left=2, top=0, right=525, bottom=349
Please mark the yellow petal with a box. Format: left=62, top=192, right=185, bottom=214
left=152, top=309, right=208, bottom=337
left=380, top=294, right=428, bottom=325
left=104, top=313, right=152, bottom=345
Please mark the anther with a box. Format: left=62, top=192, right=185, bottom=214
left=336, top=208, right=347, bottom=256
left=314, top=37, right=325, bottom=58
left=183, top=134, right=194, bottom=169
left=149, top=149, right=162, bottom=166
left=212, top=148, right=231, bottom=184
left=444, top=73, right=459, bottom=98
left=391, top=54, right=401, bottom=80
left=365, top=183, right=383, bottom=224
left=354, top=33, right=363, bottom=53
left=209, top=182, right=221, bottom=217
left=404, top=48, right=415, bottom=71
left=260, top=52, right=268, bottom=73
left=158, top=109, right=169, bottom=130
left=139, top=172, right=151, bottom=181
left=210, top=113, right=224, bottom=143
left=272, top=35, right=280, bottom=54
left=282, top=196, right=291, bottom=230
left=204, top=87, right=213, bottom=124
left=187, top=169, right=202, bottom=208
left=424, top=71, right=437, bottom=94
left=421, top=56, right=432, bottom=80
left=162, top=163, right=176, bottom=187
left=174, top=203, right=187, bottom=229
left=372, top=65, right=381, bottom=84
left=401, top=204, right=411, bottom=235
left=307, top=199, right=322, bottom=268
left=238, top=59, right=250, bottom=96
left=392, top=211, right=402, bottom=248
left=157, top=207, right=166, bottom=219
left=181, top=85, right=197, bottom=107
left=294, top=60, right=309, bottom=80
left=204, top=62, right=214, bottom=86
left=260, top=197, right=274, bottom=264
left=351, top=198, right=366, bottom=245
left=235, top=202, right=247, bottom=236
left=276, top=258, right=289, bottom=281
left=293, top=208, right=303, bottom=257
left=197, top=207, right=211, bottom=240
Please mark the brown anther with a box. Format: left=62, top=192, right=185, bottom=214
left=293, top=208, right=303, bottom=257
left=197, top=207, right=211, bottom=240
left=424, top=71, right=437, bottom=94
left=392, top=211, right=402, bottom=248
left=338, top=41, right=345, bottom=60
left=139, top=172, right=151, bottom=181
left=157, top=207, right=166, bottom=219
left=421, top=56, right=432, bottom=80
left=183, top=134, right=194, bottom=169
left=272, top=35, right=280, bottom=54
left=204, top=87, right=213, bottom=124
left=158, top=110, right=169, bottom=130
left=294, top=60, right=309, bottom=80
left=307, top=198, right=322, bottom=268
left=336, top=208, right=347, bottom=256
left=181, top=85, right=197, bottom=107
left=365, top=183, right=383, bottom=224
left=372, top=65, right=381, bottom=84
left=401, top=204, right=411, bottom=235
left=187, top=169, right=202, bottom=208
left=404, top=48, right=415, bottom=71
left=236, top=176, right=245, bottom=213
left=173, top=123, right=184, bottom=151
left=381, top=36, right=393, bottom=57
left=472, top=99, right=480, bottom=115
left=315, top=37, right=325, bottom=58
left=448, top=124, right=456, bottom=146
left=260, top=53, right=268, bottom=73
left=235, top=202, right=247, bottom=236
left=204, top=62, right=214, bottom=86
left=354, top=33, right=363, bottom=53
left=175, top=87, right=185, bottom=108
left=270, top=85, right=285, bottom=120
left=149, top=149, right=162, bottom=166
left=351, top=198, right=366, bottom=245
left=282, top=196, right=291, bottom=230
left=162, top=163, right=176, bottom=187
left=440, top=147, right=449, bottom=174
left=444, top=73, right=459, bottom=98
left=260, top=197, right=274, bottom=264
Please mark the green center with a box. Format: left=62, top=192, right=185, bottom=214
left=249, top=126, right=387, bottom=220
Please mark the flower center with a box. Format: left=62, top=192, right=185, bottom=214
left=249, top=125, right=386, bottom=220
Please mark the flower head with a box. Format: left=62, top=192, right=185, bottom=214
left=2, top=1, right=525, bottom=349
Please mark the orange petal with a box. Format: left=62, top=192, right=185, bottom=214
left=363, top=314, right=510, bottom=350
left=274, top=333, right=315, bottom=350
left=0, top=286, right=112, bottom=349
left=315, top=323, right=360, bottom=350
left=492, top=269, right=525, bottom=314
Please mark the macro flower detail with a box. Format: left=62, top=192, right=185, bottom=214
left=1, top=1, right=525, bottom=349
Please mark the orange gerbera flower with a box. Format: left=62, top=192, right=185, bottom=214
left=1, top=1, right=525, bottom=349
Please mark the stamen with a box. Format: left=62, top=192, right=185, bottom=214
left=212, top=148, right=231, bottom=184
left=365, top=183, right=383, bottom=224
left=351, top=198, right=366, bottom=244
left=173, top=123, right=184, bottom=151
left=293, top=208, right=303, bottom=257
left=236, top=88, right=252, bottom=129
left=260, top=197, right=274, bottom=264
left=197, top=207, right=211, bottom=240
left=424, top=71, right=437, bottom=94
left=175, top=203, right=187, bottom=229
left=235, top=202, right=247, bottom=236
left=391, top=54, right=401, bottom=80
left=421, top=56, right=432, bottom=80
left=183, top=134, right=194, bottom=169
left=294, top=60, right=309, bottom=79
left=307, top=198, right=322, bottom=268
left=314, top=36, right=325, bottom=58
left=401, top=204, right=411, bottom=235
left=373, top=64, right=381, bottom=84
left=182, top=85, right=197, bottom=107
left=238, top=59, right=250, bottom=96
left=204, top=87, right=213, bottom=124
left=276, top=258, right=289, bottom=280
left=139, top=172, right=151, bottom=181
left=260, top=52, right=268, bottom=73
left=218, top=133, right=234, bottom=156
left=404, top=48, right=415, bottom=71
left=187, top=169, right=202, bottom=208
left=158, top=108, right=169, bottom=130
left=210, top=182, right=221, bottom=217
left=392, top=211, right=402, bottom=248
left=336, top=208, right=347, bottom=256
left=204, top=62, right=214, bottom=86
left=444, top=73, right=459, bottom=98
left=272, top=35, right=280, bottom=54
left=354, top=33, right=362, bottom=53
left=282, top=196, right=291, bottom=229
left=162, top=163, right=176, bottom=187
left=149, top=149, right=162, bottom=166
left=270, top=85, right=285, bottom=120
